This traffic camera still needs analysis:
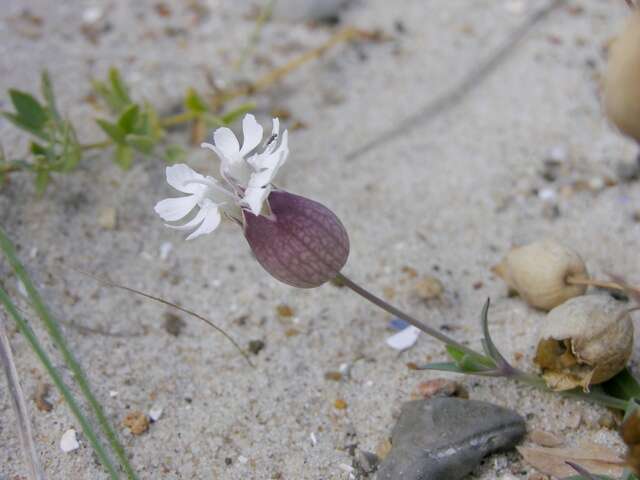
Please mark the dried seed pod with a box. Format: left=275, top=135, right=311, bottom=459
left=492, top=240, right=588, bottom=311
left=604, top=9, right=640, bottom=144
left=534, top=295, right=633, bottom=391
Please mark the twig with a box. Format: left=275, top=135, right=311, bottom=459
left=345, top=0, right=567, bottom=161
left=234, top=0, right=277, bottom=71
left=0, top=312, right=46, bottom=480
left=210, top=27, right=379, bottom=110
left=63, top=265, right=255, bottom=368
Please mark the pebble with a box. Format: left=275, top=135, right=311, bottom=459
left=411, top=378, right=468, bottom=400
left=376, top=398, right=525, bottom=480
left=122, top=411, right=150, bottom=435
left=386, top=325, right=421, bottom=351
left=98, top=207, right=117, bottom=230
left=149, top=404, right=163, bottom=422
left=60, top=428, right=80, bottom=452
left=415, top=276, right=444, bottom=300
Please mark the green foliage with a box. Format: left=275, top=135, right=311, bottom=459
left=1, top=71, right=82, bottom=193
left=1, top=68, right=257, bottom=192
left=91, top=67, right=133, bottom=114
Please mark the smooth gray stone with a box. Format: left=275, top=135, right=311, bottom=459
left=376, top=398, right=525, bottom=480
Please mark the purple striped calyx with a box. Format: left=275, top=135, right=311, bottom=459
left=243, top=190, right=349, bottom=288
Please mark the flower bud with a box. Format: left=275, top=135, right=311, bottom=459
left=492, top=240, right=588, bottom=311
left=243, top=190, right=349, bottom=288
left=534, top=295, right=633, bottom=391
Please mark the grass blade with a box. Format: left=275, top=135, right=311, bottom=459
left=0, top=288, right=119, bottom=479
left=0, top=312, right=46, bottom=480
left=0, top=226, right=139, bottom=480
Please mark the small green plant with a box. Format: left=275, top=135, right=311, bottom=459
left=0, top=67, right=254, bottom=192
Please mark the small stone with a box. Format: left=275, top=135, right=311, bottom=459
left=149, top=405, right=163, bottom=422
left=597, top=412, right=618, bottom=430
left=411, top=378, right=468, bottom=400
left=355, top=450, right=379, bottom=473
left=122, top=411, right=150, bottom=435
left=163, top=312, right=185, bottom=336
left=633, top=210, right=640, bottom=223
left=375, top=438, right=393, bottom=459
left=528, top=429, right=563, bottom=447
left=528, top=473, right=549, bottom=480
left=415, top=277, right=444, bottom=300
left=334, top=399, right=348, bottom=410
left=159, top=242, right=173, bottom=260
left=34, top=382, right=53, bottom=412
left=376, top=398, right=525, bottom=480
left=566, top=411, right=582, bottom=429
left=98, top=207, right=117, bottom=230
left=248, top=339, right=265, bottom=355
left=276, top=304, right=294, bottom=317
left=60, top=428, right=80, bottom=452
left=324, top=371, right=343, bottom=381
left=616, top=161, right=640, bottom=182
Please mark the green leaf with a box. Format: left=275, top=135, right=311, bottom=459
left=117, top=104, right=140, bottom=133
left=34, top=169, right=50, bottom=195
left=445, top=344, right=495, bottom=370
left=603, top=368, right=640, bottom=402
left=59, top=123, right=82, bottom=171
left=96, top=119, right=126, bottom=144
left=220, top=103, right=255, bottom=125
left=138, top=104, right=164, bottom=140
left=30, top=142, right=48, bottom=156
left=125, top=134, right=154, bottom=154
left=114, top=144, right=134, bottom=170
left=41, top=70, right=60, bottom=122
left=1, top=112, right=48, bottom=140
left=184, top=87, right=208, bottom=114
left=9, top=90, right=47, bottom=130
left=108, top=67, right=131, bottom=106
left=164, top=144, right=186, bottom=163
left=414, top=362, right=468, bottom=374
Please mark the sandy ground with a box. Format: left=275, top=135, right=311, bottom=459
left=1, top=0, right=639, bottom=478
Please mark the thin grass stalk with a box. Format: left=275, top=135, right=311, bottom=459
left=0, top=226, right=137, bottom=479
left=0, top=311, right=46, bottom=480
left=0, top=287, right=119, bottom=479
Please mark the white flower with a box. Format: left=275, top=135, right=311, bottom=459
left=154, top=114, right=289, bottom=240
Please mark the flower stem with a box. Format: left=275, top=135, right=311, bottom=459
left=81, top=140, right=112, bottom=151
left=160, top=111, right=197, bottom=128
left=335, top=272, right=482, bottom=358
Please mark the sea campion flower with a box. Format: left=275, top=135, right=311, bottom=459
left=154, top=114, right=349, bottom=287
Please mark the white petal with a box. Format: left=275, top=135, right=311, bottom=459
left=186, top=203, right=221, bottom=240
left=239, top=114, right=263, bottom=156
left=154, top=196, right=199, bottom=222
left=385, top=326, right=421, bottom=351
left=271, top=117, right=280, bottom=137
left=244, top=185, right=271, bottom=215
left=213, top=127, right=240, bottom=160
left=165, top=164, right=206, bottom=194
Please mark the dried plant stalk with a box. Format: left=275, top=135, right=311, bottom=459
left=0, top=312, right=46, bottom=480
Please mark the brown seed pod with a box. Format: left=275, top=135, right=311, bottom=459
left=492, top=240, right=588, bottom=311
left=534, top=295, right=633, bottom=391
left=604, top=9, right=640, bottom=144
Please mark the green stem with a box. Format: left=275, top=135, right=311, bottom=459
left=81, top=140, right=112, bottom=151
left=160, top=111, right=197, bottom=128
left=0, top=288, right=120, bottom=479
left=335, top=272, right=483, bottom=358
left=0, top=226, right=139, bottom=480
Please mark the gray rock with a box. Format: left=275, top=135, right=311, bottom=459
left=376, top=398, right=525, bottom=480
